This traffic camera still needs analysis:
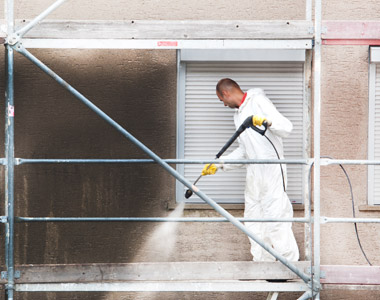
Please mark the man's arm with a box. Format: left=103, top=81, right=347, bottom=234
left=258, top=94, right=293, bottom=138
left=218, top=140, right=247, bottom=171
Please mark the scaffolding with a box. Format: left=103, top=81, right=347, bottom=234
left=1, top=0, right=380, bottom=299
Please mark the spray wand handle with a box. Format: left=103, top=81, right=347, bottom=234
left=215, top=115, right=254, bottom=158
left=185, top=158, right=215, bottom=199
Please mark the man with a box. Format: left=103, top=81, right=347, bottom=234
left=202, top=78, right=299, bottom=262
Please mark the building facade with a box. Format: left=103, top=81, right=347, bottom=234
left=0, top=0, right=380, bottom=299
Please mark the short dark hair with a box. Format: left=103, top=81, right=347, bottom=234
left=216, top=78, right=241, bottom=94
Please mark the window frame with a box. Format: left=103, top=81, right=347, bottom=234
left=368, top=47, right=379, bottom=205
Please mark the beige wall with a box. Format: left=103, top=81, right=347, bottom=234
left=320, top=45, right=380, bottom=265
left=323, top=0, right=380, bottom=20
left=0, top=0, right=380, bottom=299
left=4, top=0, right=306, bottom=20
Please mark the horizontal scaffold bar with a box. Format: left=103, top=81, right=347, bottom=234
left=12, top=158, right=380, bottom=165
left=321, top=217, right=380, bottom=223
left=321, top=159, right=380, bottom=165
left=15, top=158, right=310, bottom=165
left=15, top=217, right=310, bottom=223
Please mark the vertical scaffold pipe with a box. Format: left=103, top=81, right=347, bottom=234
left=5, top=45, right=15, bottom=300
left=313, top=0, right=322, bottom=297
left=5, top=0, right=15, bottom=298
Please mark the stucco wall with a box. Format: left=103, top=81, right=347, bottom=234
left=0, top=0, right=380, bottom=299
left=5, top=0, right=307, bottom=21
left=320, top=45, right=379, bottom=265
left=318, top=45, right=380, bottom=298
left=323, top=0, right=380, bottom=20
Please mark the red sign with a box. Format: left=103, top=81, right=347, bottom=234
left=157, top=41, right=178, bottom=47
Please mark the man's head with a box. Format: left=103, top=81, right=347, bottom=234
left=216, top=78, right=244, bottom=109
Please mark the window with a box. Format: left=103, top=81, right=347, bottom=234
left=368, top=47, right=380, bottom=205
left=176, top=50, right=308, bottom=204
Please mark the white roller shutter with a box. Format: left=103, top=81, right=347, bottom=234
left=368, top=63, right=380, bottom=205
left=178, top=61, right=305, bottom=204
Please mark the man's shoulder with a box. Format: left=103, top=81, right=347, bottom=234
left=247, top=88, right=265, bottom=96
left=244, top=88, right=275, bottom=111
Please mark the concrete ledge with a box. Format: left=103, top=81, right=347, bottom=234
left=358, top=205, right=380, bottom=212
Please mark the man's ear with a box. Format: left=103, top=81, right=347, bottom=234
left=222, top=90, right=229, bottom=97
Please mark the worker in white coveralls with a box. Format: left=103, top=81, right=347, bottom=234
left=202, top=78, right=299, bottom=262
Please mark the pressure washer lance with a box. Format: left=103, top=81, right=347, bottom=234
left=185, top=115, right=268, bottom=199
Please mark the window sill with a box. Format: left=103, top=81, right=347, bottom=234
left=358, top=205, right=380, bottom=212
left=168, top=203, right=305, bottom=211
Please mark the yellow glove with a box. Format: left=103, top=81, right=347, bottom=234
left=201, top=164, right=218, bottom=176
left=252, top=115, right=267, bottom=127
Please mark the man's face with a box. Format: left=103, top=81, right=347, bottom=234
left=217, top=90, right=237, bottom=109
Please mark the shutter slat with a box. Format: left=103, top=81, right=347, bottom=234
left=373, top=67, right=380, bottom=203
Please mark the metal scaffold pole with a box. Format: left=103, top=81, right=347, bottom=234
left=4, top=0, right=15, bottom=298
left=313, top=0, right=322, bottom=298
left=306, top=0, right=312, bottom=21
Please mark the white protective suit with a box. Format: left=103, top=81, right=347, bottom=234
left=220, top=88, right=299, bottom=262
